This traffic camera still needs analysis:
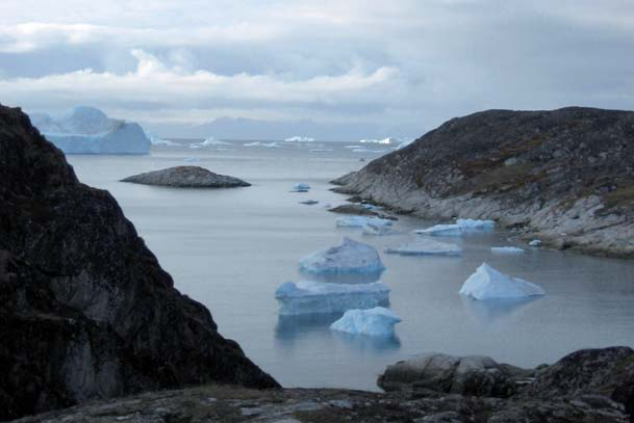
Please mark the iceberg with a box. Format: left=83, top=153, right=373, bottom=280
left=299, top=237, right=385, bottom=275
left=275, top=280, right=390, bottom=316
left=284, top=136, right=315, bottom=142
left=529, top=239, right=543, bottom=247
left=299, top=200, right=319, bottom=205
left=330, top=307, right=401, bottom=337
left=385, top=238, right=462, bottom=256
left=148, top=134, right=179, bottom=146
left=30, top=106, right=151, bottom=155
left=456, top=218, right=495, bottom=231
left=336, top=216, right=393, bottom=229
left=243, top=141, right=281, bottom=148
left=414, top=223, right=462, bottom=237
left=359, top=137, right=398, bottom=145
left=491, top=246, right=525, bottom=254
left=459, top=263, right=545, bottom=300
left=362, top=222, right=396, bottom=236
left=415, top=219, right=495, bottom=237
left=290, top=183, right=311, bottom=192
left=190, top=137, right=230, bottom=148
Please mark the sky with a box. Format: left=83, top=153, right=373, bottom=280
left=1, top=0, right=633, bottom=140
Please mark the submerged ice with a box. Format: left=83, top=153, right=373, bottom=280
left=275, top=281, right=390, bottom=315
left=299, top=237, right=385, bottom=275
left=330, top=307, right=401, bottom=337
left=459, top=263, right=545, bottom=300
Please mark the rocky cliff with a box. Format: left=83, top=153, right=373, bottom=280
left=333, top=107, right=634, bottom=258
left=0, top=104, right=278, bottom=422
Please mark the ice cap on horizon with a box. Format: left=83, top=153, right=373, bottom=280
left=299, top=237, right=385, bottom=275
left=330, top=307, right=402, bottom=337
left=459, top=263, right=545, bottom=300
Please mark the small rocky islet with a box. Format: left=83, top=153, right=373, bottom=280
left=2, top=104, right=634, bottom=422
left=121, top=166, right=250, bottom=188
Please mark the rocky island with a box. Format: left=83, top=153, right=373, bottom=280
left=121, top=166, right=251, bottom=188
left=332, top=107, right=634, bottom=258
left=0, top=104, right=276, bottom=422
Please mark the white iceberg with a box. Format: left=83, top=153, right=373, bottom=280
left=244, top=141, right=281, bottom=148
left=529, top=239, right=542, bottom=247
left=31, top=106, right=151, bottom=155
left=459, top=263, right=545, bottom=300
left=190, top=137, right=230, bottom=148
left=362, top=222, right=395, bottom=236
left=290, top=183, right=311, bottom=192
left=359, top=137, right=397, bottom=145
left=182, top=157, right=200, bottom=162
left=491, top=246, right=525, bottom=254
left=330, top=307, right=401, bottom=337
left=336, top=216, right=393, bottom=229
left=148, top=134, right=179, bottom=146
left=456, top=218, right=495, bottom=231
left=385, top=238, right=462, bottom=256
left=415, top=219, right=495, bottom=237
left=285, top=136, right=315, bottom=142
left=275, top=280, right=390, bottom=316
left=299, top=237, right=385, bottom=275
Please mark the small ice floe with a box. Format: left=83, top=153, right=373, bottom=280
left=330, top=307, right=401, bottom=337
left=299, top=237, right=385, bottom=275
left=529, top=239, right=542, bottom=247
left=299, top=200, right=319, bottom=205
left=385, top=238, right=462, bottom=256
left=336, top=216, right=393, bottom=229
left=415, top=219, right=495, bottom=237
left=284, top=136, right=315, bottom=142
left=275, top=280, right=390, bottom=315
left=459, top=263, right=545, bottom=300
left=362, top=222, right=396, bottom=236
left=491, top=246, right=525, bottom=254
left=149, top=135, right=179, bottom=146
left=290, top=183, right=311, bottom=192
left=244, top=141, right=281, bottom=148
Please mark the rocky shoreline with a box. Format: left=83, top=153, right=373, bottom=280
left=332, top=107, right=634, bottom=258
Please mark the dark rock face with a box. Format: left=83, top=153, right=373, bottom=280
left=333, top=107, right=634, bottom=258
left=121, top=166, right=251, bottom=188
left=0, top=105, right=278, bottom=422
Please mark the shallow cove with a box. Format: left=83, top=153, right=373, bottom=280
left=67, top=140, right=634, bottom=391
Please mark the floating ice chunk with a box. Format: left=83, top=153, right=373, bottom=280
left=359, top=137, right=398, bottom=145
left=414, top=224, right=462, bottom=237
left=336, top=216, right=393, bottom=229
left=299, top=200, right=319, bottom=205
left=456, top=219, right=495, bottom=231
left=491, top=246, right=525, bottom=254
left=330, top=307, right=401, bottom=337
left=291, top=183, right=311, bottom=192
left=529, top=239, right=542, bottom=247
left=299, top=237, right=385, bottom=275
left=190, top=137, right=230, bottom=148
left=148, top=134, right=179, bottom=146
left=459, top=263, right=545, bottom=300
left=244, top=141, right=281, bottom=148
left=31, top=106, right=151, bottom=155
left=385, top=238, right=462, bottom=256
left=362, top=222, right=395, bottom=236
left=285, top=136, right=315, bottom=142
left=275, top=280, right=390, bottom=315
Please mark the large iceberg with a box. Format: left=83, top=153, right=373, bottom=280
left=330, top=307, right=401, bottom=337
left=299, top=237, right=385, bottom=275
left=415, top=219, right=495, bottom=237
left=385, top=238, right=462, bottom=256
left=30, top=106, right=151, bottom=155
left=459, top=263, right=545, bottom=300
left=275, top=280, right=390, bottom=315
left=336, top=216, right=393, bottom=229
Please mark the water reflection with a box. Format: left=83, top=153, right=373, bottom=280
left=460, top=296, right=540, bottom=322
left=331, top=331, right=401, bottom=352
left=275, top=312, right=342, bottom=341
left=299, top=268, right=384, bottom=284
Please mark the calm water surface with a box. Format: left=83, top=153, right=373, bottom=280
left=66, top=140, right=634, bottom=391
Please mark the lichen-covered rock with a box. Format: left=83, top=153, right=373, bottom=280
left=332, top=107, right=634, bottom=258
left=0, top=104, right=278, bottom=422
left=121, top=166, right=250, bottom=188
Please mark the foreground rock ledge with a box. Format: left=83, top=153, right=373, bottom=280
left=332, top=107, right=634, bottom=258
left=121, top=166, right=251, bottom=188
left=0, top=104, right=277, bottom=422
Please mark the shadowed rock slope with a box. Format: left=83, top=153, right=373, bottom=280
left=333, top=107, right=634, bottom=258
left=0, top=104, right=278, bottom=422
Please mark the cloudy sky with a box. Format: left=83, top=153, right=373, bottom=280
left=1, top=0, right=633, bottom=139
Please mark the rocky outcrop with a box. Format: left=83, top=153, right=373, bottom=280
left=378, top=353, right=534, bottom=398
left=332, top=107, right=634, bottom=258
left=0, top=104, right=278, bottom=422
left=121, top=166, right=251, bottom=188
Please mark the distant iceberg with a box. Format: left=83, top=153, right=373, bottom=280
left=190, top=137, right=230, bottom=149
left=336, top=216, right=393, bottom=229
left=148, top=134, right=179, bottom=146
left=285, top=136, right=315, bottom=142
left=491, top=246, right=525, bottom=254
left=456, top=218, right=495, bottom=231
left=330, top=307, right=401, bottom=337
left=290, top=183, right=311, bottom=192
left=275, top=280, right=390, bottom=316
left=30, top=106, right=151, bottom=155
left=414, top=223, right=463, bottom=237
left=299, top=237, right=385, bottom=275
left=359, top=137, right=398, bottom=145
left=385, top=238, right=462, bottom=256
left=395, top=138, right=416, bottom=150
left=529, top=239, right=543, bottom=247
left=415, top=219, right=495, bottom=237
left=459, top=263, right=545, bottom=300
left=243, top=141, right=281, bottom=148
